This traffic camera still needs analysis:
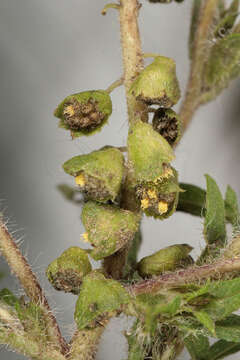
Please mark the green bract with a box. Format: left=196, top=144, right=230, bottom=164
left=54, top=90, right=112, bottom=138
left=81, top=201, right=140, bottom=260
left=63, top=147, right=124, bottom=203
left=46, top=247, right=92, bottom=294
left=152, top=108, right=182, bottom=146
left=130, top=56, right=180, bottom=107
left=74, top=271, right=130, bottom=329
left=137, top=244, right=193, bottom=277
left=136, top=167, right=182, bottom=219
left=128, top=121, right=175, bottom=183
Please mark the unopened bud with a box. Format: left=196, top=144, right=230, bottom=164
left=137, top=244, right=193, bottom=277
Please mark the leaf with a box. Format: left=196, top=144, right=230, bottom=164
left=204, top=175, right=226, bottom=246
left=206, top=339, right=240, bottom=360
left=215, top=314, right=240, bottom=342
left=184, top=334, right=210, bottom=360
left=74, top=272, right=130, bottom=329
left=177, top=183, right=206, bottom=217
left=201, top=278, right=240, bottom=320
left=193, top=311, right=215, bottom=335
left=126, top=321, right=146, bottom=360
left=225, top=185, right=239, bottom=226
left=203, top=34, right=240, bottom=99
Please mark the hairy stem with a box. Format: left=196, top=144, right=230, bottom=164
left=179, top=0, right=218, bottom=134
left=119, top=0, right=148, bottom=124
left=0, top=217, right=68, bottom=354
left=129, top=257, right=240, bottom=296
left=103, top=0, right=146, bottom=280
left=68, top=326, right=105, bottom=360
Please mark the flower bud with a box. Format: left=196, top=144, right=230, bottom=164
left=81, top=201, right=140, bottom=260
left=63, top=147, right=124, bottom=203
left=137, top=244, right=193, bottom=277
left=46, top=247, right=92, bottom=294
left=74, top=271, right=130, bottom=329
left=136, top=167, right=182, bottom=219
left=128, top=121, right=175, bottom=184
left=130, top=56, right=180, bottom=107
left=54, top=90, right=112, bottom=138
left=152, top=108, right=182, bottom=146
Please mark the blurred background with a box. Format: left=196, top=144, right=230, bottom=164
left=0, top=0, right=240, bottom=359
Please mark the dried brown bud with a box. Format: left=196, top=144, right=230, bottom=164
left=152, top=108, right=181, bottom=146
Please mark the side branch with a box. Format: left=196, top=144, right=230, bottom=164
left=129, top=257, right=240, bottom=296
left=179, top=0, right=218, bottom=134
left=0, top=217, right=68, bottom=354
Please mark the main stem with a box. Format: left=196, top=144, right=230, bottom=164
left=103, top=0, right=146, bottom=279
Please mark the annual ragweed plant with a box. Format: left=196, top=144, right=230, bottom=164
left=1, top=1, right=240, bottom=360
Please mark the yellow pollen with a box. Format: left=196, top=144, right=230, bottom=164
left=75, top=173, right=86, bottom=187
left=147, top=189, right=157, bottom=199
left=64, top=105, right=75, bottom=117
left=158, top=201, right=168, bottom=215
left=141, top=198, right=150, bottom=210
left=82, top=232, right=89, bottom=243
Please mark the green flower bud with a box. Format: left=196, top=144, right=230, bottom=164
left=136, top=167, right=182, bottom=219
left=128, top=121, right=175, bottom=184
left=81, top=201, right=140, bottom=260
left=130, top=56, right=180, bottom=107
left=62, top=147, right=124, bottom=203
left=54, top=90, right=112, bottom=138
left=74, top=271, right=130, bottom=329
left=46, top=247, right=92, bottom=294
left=152, top=108, right=182, bottom=146
left=137, top=244, right=193, bottom=277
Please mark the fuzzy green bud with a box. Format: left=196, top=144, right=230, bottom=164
left=54, top=90, right=112, bottom=138
left=63, top=147, right=124, bottom=203
left=136, top=167, right=182, bottom=219
left=152, top=108, right=182, bottom=146
left=74, top=271, right=130, bottom=329
left=81, top=201, right=140, bottom=260
left=130, top=56, right=180, bottom=107
left=46, top=247, right=92, bottom=294
left=128, top=121, right=175, bottom=184
left=137, top=244, right=193, bottom=277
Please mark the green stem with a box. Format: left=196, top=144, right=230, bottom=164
left=129, top=257, right=240, bottom=296
left=0, top=216, right=68, bottom=355
left=106, top=77, right=124, bottom=93
left=68, top=326, right=105, bottom=360
left=101, top=3, right=120, bottom=16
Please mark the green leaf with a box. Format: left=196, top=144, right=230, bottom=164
left=215, top=314, right=240, bottom=342
left=215, top=0, right=239, bottom=38
left=184, top=334, right=210, bottom=360
left=203, top=34, right=240, bottom=100
left=225, top=185, right=239, bottom=226
left=207, top=339, right=240, bottom=360
left=74, top=272, right=130, bottom=329
left=177, top=183, right=206, bottom=217
left=201, top=278, right=240, bottom=320
left=193, top=311, right=215, bottom=335
left=126, top=321, right=146, bottom=360
left=204, top=175, right=226, bottom=246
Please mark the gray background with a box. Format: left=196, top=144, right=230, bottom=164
left=0, top=0, right=240, bottom=359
